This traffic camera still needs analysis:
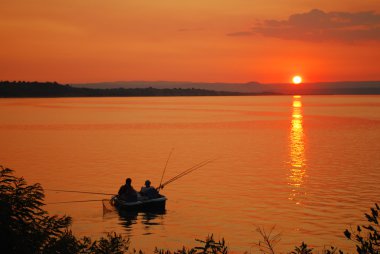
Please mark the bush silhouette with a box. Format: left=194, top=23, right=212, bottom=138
left=344, top=204, right=380, bottom=254
left=0, top=166, right=131, bottom=254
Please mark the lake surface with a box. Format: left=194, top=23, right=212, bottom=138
left=1, top=96, right=379, bottom=253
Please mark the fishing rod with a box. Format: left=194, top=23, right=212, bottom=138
left=161, top=159, right=211, bottom=186
left=161, top=160, right=212, bottom=185
left=47, top=156, right=216, bottom=196
left=159, top=148, right=174, bottom=189
left=47, top=199, right=106, bottom=204
left=157, top=158, right=215, bottom=190
left=45, top=189, right=115, bottom=196
left=157, top=160, right=207, bottom=190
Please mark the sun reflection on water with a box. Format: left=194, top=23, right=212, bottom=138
left=289, top=95, right=307, bottom=204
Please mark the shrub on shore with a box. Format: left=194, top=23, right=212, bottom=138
left=0, top=166, right=130, bottom=254
left=0, top=166, right=379, bottom=254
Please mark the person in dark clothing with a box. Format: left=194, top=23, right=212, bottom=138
left=140, top=180, right=159, bottom=199
left=118, top=178, right=138, bottom=202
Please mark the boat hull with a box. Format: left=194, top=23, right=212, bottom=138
left=111, top=195, right=167, bottom=212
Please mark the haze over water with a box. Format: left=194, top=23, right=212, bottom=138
left=0, top=96, right=379, bottom=252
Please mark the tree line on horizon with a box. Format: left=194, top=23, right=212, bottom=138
left=0, top=81, right=247, bottom=97
left=2, top=80, right=380, bottom=97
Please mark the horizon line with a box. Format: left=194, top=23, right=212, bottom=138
left=3, top=79, right=380, bottom=85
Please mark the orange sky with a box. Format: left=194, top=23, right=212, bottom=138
left=1, top=0, right=380, bottom=83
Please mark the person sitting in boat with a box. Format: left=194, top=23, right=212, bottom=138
left=140, top=180, right=159, bottom=199
left=118, top=178, right=138, bottom=202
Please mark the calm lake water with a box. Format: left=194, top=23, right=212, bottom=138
left=1, top=96, right=379, bottom=252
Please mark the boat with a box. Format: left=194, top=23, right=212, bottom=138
left=108, top=159, right=214, bottom=212
left=110, top=194, right=167, bottom=212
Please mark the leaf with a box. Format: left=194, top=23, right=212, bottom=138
left=344, top=229, right=351, bottom=239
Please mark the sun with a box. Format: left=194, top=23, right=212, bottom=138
left=292, top=75, right=302, bottom=85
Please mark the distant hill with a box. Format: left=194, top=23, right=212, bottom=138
left=0, top=81, right=244, bottom=98
left=71, top=81, right=380, bottom=95
left=71, top=81, right=264, bottom=93
left=265, top=81, right=380, bottom=95
left=1, top=80, right=380, bottom=98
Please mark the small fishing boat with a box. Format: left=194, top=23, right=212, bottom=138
left=47, top=157, right=214, bottom=214
left=110, top=194, right=167, bottom=212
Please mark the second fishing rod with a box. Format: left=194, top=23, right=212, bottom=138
left=157, top=158, right=216, bottom=190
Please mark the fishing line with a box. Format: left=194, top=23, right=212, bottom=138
left=158, top=158, right=216, bottom=189
left=46, top=199, right=105, bottom=204
left=159, top=148, right=174, bottom=188
left=45, top=189, right=115, bottom=196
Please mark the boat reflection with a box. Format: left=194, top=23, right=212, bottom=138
left=141, top=210, right=166, bottom=227
left=288, top=95, right=307, bottom=204
left=117, top=209, right=166, bottom=234
left=117, top=209, right=138, bottom=229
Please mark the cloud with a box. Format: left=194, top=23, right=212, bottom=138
left=226, top=31, right=253, bottom=36
left=228, top=9, right=380, bottom=43
left=178, top=28, right=204, bottom=32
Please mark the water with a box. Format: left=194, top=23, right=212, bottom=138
left=0, top=95, right=379, bottom=252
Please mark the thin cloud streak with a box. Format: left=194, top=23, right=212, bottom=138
left=177, top=28, right=204, bottom=32
left=228, top=9, right=380, bottom=43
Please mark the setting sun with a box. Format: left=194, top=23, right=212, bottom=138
left=292, top=75, right=303, bottom=85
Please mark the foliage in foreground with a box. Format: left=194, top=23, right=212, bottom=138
left=344, top=203, right=380, bottom=254
left=154, top=235, right=228, bottom=254
left=0, top=166, right=130, bottom=254
left=252, top=204, right=380, bottom=254
left=251, top=205, right=379, bottom=254
left=0, top=165, right=379, bottom=254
